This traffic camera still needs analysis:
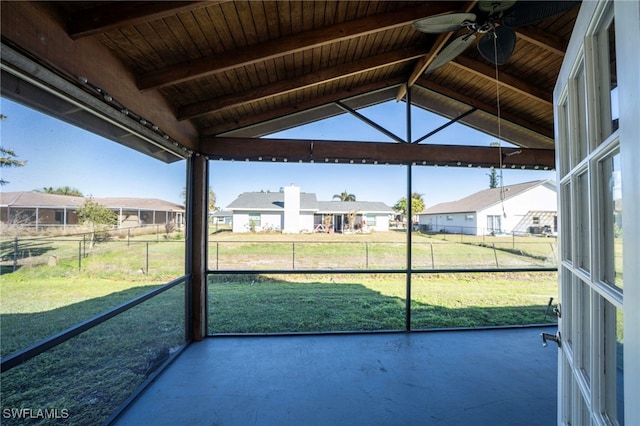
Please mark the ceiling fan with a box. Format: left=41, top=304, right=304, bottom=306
left=413, top=0, right=580, bottom=73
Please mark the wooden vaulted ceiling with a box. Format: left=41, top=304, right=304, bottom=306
left=0, top=1, right=580, bottom=168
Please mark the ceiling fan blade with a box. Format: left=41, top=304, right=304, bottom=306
left=413, top=12, right=477, bottom=34
left=425, top=34, right=477, bottom=74
left=478, top=0, right=517, bottom=14
left=477, top=26, right=516, bottom=65
left=503, top=1, right=581, bottom=27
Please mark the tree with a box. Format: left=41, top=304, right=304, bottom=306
left=0, top=147, right=26, bottom=186
left=76, top=198, right=118, bottom=249
left=332, top=190, right=356, bottom=202
left=487, top=168, right=500, bottom=189
left=1, top=115, right=26, bottom=185
left=393, top=193, right=425, bottom=226
left=36, top=186, right=84, bottom=197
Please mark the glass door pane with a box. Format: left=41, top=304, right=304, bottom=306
left=576, top=171, right=591, bottom=273
left=598, top=149, right=623, bottom=290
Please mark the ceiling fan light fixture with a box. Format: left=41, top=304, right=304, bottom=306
left=477, top=25, right=516, bottom=65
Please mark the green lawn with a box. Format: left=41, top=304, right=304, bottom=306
left=209, top=272, right=557, bottom=333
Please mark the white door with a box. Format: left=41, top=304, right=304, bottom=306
left=554, top=1, right=639, bottom=424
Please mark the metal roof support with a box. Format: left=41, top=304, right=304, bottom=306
left=186, top=154, right=208, bottom=340
left=413, top=107, right=478, bottom=144
left=405, top=83, right=413, bottom=331
left=334, top=100, right=405, bottom=143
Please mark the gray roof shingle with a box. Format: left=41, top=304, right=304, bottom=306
left=0, top=192, right=184, bottom=211
left=317, top=201, right=393, bottom=214
left=226, top=192, right=318, bottom=211
left=420, top=180, right=554, bottom=214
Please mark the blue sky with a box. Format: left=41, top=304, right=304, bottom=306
left=1, top=97, right=555, bottom=209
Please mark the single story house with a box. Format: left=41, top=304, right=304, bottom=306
left=0, top=191, right=185, bottom=230
left=226, top=185, right=393, bottom=233
left=417, top=180, right=557, bottom=236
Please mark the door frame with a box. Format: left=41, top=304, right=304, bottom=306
left=554, top=1, right=639, bottom=424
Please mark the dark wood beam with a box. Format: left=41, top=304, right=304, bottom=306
left=178, top=46, right=426, bottom=120
left=200, top=77, right=406, bottom=136
left=136, top=2, right=458, bottom=91
left=66, top=2, right=216, bottom=39
left=396, top=1, right=477, bottom=101
left=200, top=137, right=555, bottom=169
left=515, top=26, right=566, bottom=56
left=1, top=1, right=198, bottom=148
left=450, top=56, right=553, bottom=105
left=415, top=77, right=553, bottom=138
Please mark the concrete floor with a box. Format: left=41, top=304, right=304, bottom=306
left=115, top=327, right=558, bottom=426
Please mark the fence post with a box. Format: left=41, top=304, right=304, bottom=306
left=430, top=242, right=435, bottom=269
left=512, top=231, right=515, bottom=249
left=493, top=243, right=499, bottom=268
left=216, top=242, right=219, bottom=270
left=146, top=241, right=149, bottom=274
left=13, top=237, right=18, bottom=272
left=78, top=240, right=82, bottom=271
left=128, top=229, right=131, bottom=247
left=365, top=242, right=369, bottom=269
left=292, top=242, right=295, bottom=269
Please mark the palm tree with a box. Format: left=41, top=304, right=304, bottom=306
left=34, top=186, right=84, bottom=196
left=332, top=190, right=356, bottom=202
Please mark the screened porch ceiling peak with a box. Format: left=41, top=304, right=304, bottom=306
left=1, top=1, right=581, bottom=163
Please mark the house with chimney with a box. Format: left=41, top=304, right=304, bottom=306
left=226, top=184, right=393, bottom=233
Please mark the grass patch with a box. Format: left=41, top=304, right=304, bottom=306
left=209, top=272, right=557, bottom=333
left=1, top=283, right=186, bottom=426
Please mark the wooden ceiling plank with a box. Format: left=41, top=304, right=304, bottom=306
left=199, top=137, right=555, bottom=169
left=136, top=2, right=457, bottom=91
left=450, top=56, right=553, bottom=105
left=66, top=1, right=216, bottom=40
left=178, top=47, right=425, bottom=120
left=262, top=2, right=282, bottom=40
left=515, top=26, right=566, bottom=57
left=190, top=7, right=223, bottom=55
left=415, top=77, right=553, bottom=138
left=200, top=77, right=407, bottom=136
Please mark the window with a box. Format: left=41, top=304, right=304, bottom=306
left=465, top=214, right=474, bottom=221
left=364, top=214, right=376, bottom=226
left=446, top=215, right=453, bottom=221
left=598, top=148, right=622, bottom=290
left=576, top=170, right=590, bottom=272
left=248, top=213, right=261, bottom=230
left=533, top=217, right=540, bottom=225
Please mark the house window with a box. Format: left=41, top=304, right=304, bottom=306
left=533, top=217, right=540, bottom=225
left=248, top=213, right=261, bottom=230
left=446, top=215, right=453, bottom=221
left=465, top=214, right=474, bottom=221
left=364, top=214, right=375, bottom=226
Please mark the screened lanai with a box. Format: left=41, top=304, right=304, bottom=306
left=1, top=1, right=638, bottom=425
